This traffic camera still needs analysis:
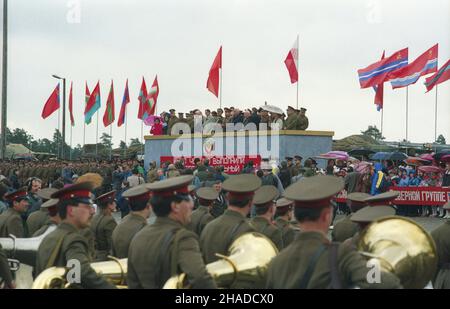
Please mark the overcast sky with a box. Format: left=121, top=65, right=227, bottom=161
left=1, top=0, right=449, bottom=149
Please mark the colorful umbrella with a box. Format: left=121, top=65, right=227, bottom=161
left=418, top=166, right=443, bottom=173
left=354, top=161, right=372, bottom=173
left=405, top=157, right=430, bottom=166
left=441, top=154, right=450, bottom=162
left=144, top=115, right=163, bottom=126
left=419, top=153, right=434, bottom=161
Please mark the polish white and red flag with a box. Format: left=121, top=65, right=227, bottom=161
left=284, top=37, right=299, bottom=84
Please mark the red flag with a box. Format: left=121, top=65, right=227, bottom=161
left=103, top=80, right=115, bottom=127
left=284, top=37, right=299, bottom=84
left=374, top=51, right=385, bottom=111
left=424, top=58, right=450, bottom=92
left=146, top=76, right=159, bottom=117
left=118, top=79, right=130, bottom=127
left=206, top=46, right=222, bottom=97
left=41, top=84, right=60, bottom=119
left=68, top=82, right=74, bottom=126
left=137, top=77, right=148, bottom=120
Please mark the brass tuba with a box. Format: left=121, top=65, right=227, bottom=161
left=357, top=216, right=437, bottom=289
left=164, top=232, right=278, bottom=289
left=32, top=256, right=127, bottom=289
left=0, top=225, right=57, bottom=267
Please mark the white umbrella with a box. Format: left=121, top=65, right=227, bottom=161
left=260, top=104, right=283, bottom=115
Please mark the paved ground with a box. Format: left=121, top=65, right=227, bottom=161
left=14, top=215, right=448, bottom=288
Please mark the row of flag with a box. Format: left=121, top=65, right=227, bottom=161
left=42, top=38, right=301, bottom=128
left=357, top=43, right=450, bottom=110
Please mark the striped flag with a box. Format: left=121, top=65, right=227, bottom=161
left=103, top=80, right=115, bottom=127
left=424, top=58, right=450, bottom=92
left=117, top=79, right=130, bottom=127
left=144, top=75, right=159, bottom=119
left=284, top=37, right=299, bottom=84
left=137, top=77, right=148, bottom=120
left=84, top=81, right=101, bottom=124
left=373, top=51, right=385, bottom=111
left=85, top=82, right=91, bottom=125
left=69, top=81, right=75, bottom=126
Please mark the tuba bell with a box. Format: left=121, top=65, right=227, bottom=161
left=164, top=232, right=278, bottom=289
left=0, top=225, right=57, bottom=267
left=32, top=256, right=128, bottom=289
left=357, top=216, right=438, bottom=289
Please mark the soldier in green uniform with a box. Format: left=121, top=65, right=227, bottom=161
left=364, top=191, right=399, bottom=207
left=332, top=192, right=370, bottom=242
left=266, top=175, right=402, bottom=289
left=297, top=107, right=309, bottom=130
left=0, top=188, right=30, bottom=238
left=285, top=157, right=294, bottom=177
left=34, top=182, right=116, bottom=289
left=127, top=176, right=216, bottom=289
left=274, top=198, right=298, bottom=247
left=431, top=201, right=450, bottom=289
left=111, top=184, right=151, bottom=258
left=1, top=243, right=15, bottom=288
left=188, top=187, right=217, bottom=236
left=27, top=188, right=56, bottom=236
left=32, top=198, right=60, bottom=237
left=284, top=106, right=300, bottom=130
left=90, top=191, right=118, bottom=261
left=249, top=185, right=283, bottom=250
left=291, top=155, right=303, bottom=177
left=200, top=174, right=261, bottom=264
left=167, top=109, right=179, bottom=135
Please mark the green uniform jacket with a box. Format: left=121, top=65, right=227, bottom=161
left=249, top=217, right=284, bottom=251
left=168, top=116, right=179, bottom=135
left=0, top=244, right=13, bottom=286
left=188, top=205, right=214, bottom=236
left=127, top=217, right=216, bottom=289
left=200, top=209, right=255, bottom=264
left=266, top=231, right=402, bottom=289
left=80, top=227, right=96, bottom=261
left=284, top=114, right=299, bottom=130
left=111, top=213, right=147, bottom=258
left=297, top=115, right=309, bottom=130
left=90, top=213, right=118, bottom=261
left=147, top=168, right=159, bottom=183
left=275, top=217, right=298, bottom=248
left=27, top=208, right=49, bottom=237
left=331, top=215, right=359, bottom=242
left=32, top=219, right=57, bottom=237
left=0, top=208, right=25, bottom=238
left=35, top=222, right=116, bottom=289
left=431, top=220, right=450, bottom=289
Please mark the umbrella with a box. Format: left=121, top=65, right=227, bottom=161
left=370, top=152, right=391, bottom=161
left=441, top=154, right=450, bottom=162
left=419, top=153, right=434, bottom=161
left=354, top=161, right=372, bottom=173
left=144, top=115, right=163, bottom=126
left=434, top=149, right=450, bottom=161
left=418, top=166, right=443, bottom=174
left=405, top=157, right=430, bottom=166
left=260, top=104, right=284, bottom=115
left=316, top=151, right=349, bottom=161
left=387, top=152, right=408, bottom=161
left=348, top=148, right=375, bottom=157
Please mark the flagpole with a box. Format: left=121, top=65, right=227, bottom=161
left=58, top=103, right=61, bottom=159
left=141, top=120, right=144, bottom=158
left=434, top=85, right=438, bottom=143
left=109, top=124, right=112, bottom=161
left=70, top=124, right=72, bottom=160
left=124, top=108, right=127, bottom=158
left=296, top=34, right=299, bottom=110
left=405, top=86, right=409, bottom=154
left=381, top=108, right=384, bottom=137
left=96, top=112, right=99, bottom=158
left=220, top=55, right=223, bottom=109
left=83, top=120, right=86, bottom=147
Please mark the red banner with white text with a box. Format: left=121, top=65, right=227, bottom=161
left=160, top=155, right=261, bottom=174
left=335, top=186, right=450, bottom=206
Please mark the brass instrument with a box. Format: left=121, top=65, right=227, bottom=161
left=0, top=225, right=57, bottom=267
left=164, top=232, right=278, bottom=289
left=32, top=256, right=127, bottom=289
left=357, top=216, right=437, bottom=289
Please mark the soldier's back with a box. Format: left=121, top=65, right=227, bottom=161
left=90, top=213, right=118, bottom=261
left=275, top=217, right=298, bottom=247
left=331, top=215, right=359, bottom=242
left=27, top=208, right=49, bottom=236
left=249, top=217, right=283, bottom=250
left=188, top=206, right=214, bottom=236
left=200, top=209, right=254, bottom=264
left=266, top=230, right=401, bottom=289
left=0, top=208, right=24, bottom=238
left=111, top=213, right=147, bottom=258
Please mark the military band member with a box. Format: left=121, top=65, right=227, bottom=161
left=274, top=198, right=298, bottom=247
left=332, top=192, right=370, bottom=242
left=266, top=175, right=401, bottom=289
left=90, top=191, right=118, bottom=261
left=32, top=198, right=61, bottom=237
left=27, top=188, right=57, bottom=236
left=431, top=201, right=450, bottom=289
left=200, top=174, right=261, bottom=264
left=188, top=187, right=217, bottom=236
left=111, top=184, right=151, bottom=258
left=35, top=182, right=116, bottom=289
left=0, top=188, right=30, bottom=238
left=127, top=176, right=216, bottom=289
left=249, top=185, right=283, bottom=251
